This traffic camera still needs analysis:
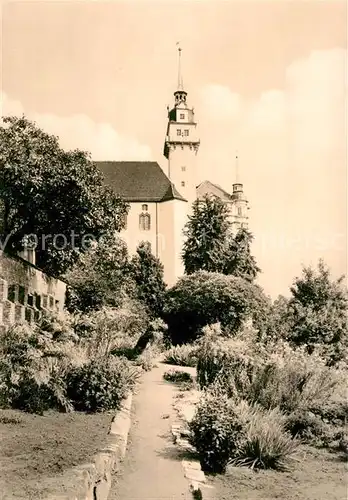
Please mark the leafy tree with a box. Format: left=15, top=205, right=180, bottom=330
left=263, top=294, right=291, bottom=341
left=65, top=234, right=135, bottom=313
left=182, top=195, right=231, bottom=274
left=182, top=195, right=260, bottom=281
left=286, top=260, right=348, bottom=365
left=129, top=241, right=166, bottom=317
left=224, top=229, right=260, bottom=282
left=0, top=116, right=128, bottom=276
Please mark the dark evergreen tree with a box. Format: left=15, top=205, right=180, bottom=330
left=129, top=241, right=166, bottom=317
left=182, top=195, right=231, bottom=274
left=182, top=195, right=260, bottom=281
left=224, top=229, right=260, bottom=282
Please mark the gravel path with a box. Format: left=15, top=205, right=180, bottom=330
left=109, top=362, right=193, bottom=500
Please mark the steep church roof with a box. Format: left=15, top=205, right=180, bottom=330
left=95, top=161, right=187, bottom=203
left=196, top=180, right=233, bottom=202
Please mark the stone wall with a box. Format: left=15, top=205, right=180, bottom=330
left=0, top=251, right=66, bottom=327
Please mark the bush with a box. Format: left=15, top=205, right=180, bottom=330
left=163, top=369, right=194, bottom=384
left=163, top=344, right=199, bottom=367
left=0, top=322, right=75, bottom=414
left=189, top=390, right=246, bottom=473
left=249, top=343, right=341, bottom=414
left=189, top=391, right=299, bottom=473
left=195, top=331, right=347, bottom=454
left=67, top=357, right=139, bottom=412
left=0, top=310, right=145, bottom=415
left=76, top=301, right=149, bottom=359
left=163, top=271, right=269, bottom=344
left=285, top=410, right=326, bottom=441
left=196, top=325, right=261, bottom=394
left=311, top=399, right=348, bottom=425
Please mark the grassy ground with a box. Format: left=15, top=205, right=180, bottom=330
left=211, top=445, right=347, bottom=500
left=0, top=408, right=112, bottom=499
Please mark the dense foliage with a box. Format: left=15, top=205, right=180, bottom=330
left=286, top=260, right=348, bottom=365
left=189, top=391, right=246, bottom=473
left=189, top=391, right=298, bottom=473
left=0, top=308, right=148, bottom=414
left=163, top=271, right=270, bottom=344
left=266, top=261, right=348, bottom=365
left=189, top=325, right=347, bottom=472
left=65, top=234, right=135, bottom=313
left=0, top=116, right=128, bottom=276
left=67, top=357, right=139, bottom=412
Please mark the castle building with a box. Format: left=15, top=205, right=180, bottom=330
left=96, top=48, right=249, bottom=286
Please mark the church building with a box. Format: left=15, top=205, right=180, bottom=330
left=96, top=48, right=249, bottom=286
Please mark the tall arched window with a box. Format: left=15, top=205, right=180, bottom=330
left=139, top=213, right=151, bottom=231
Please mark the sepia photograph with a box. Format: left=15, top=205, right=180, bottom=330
left=0, top=1, right=347, bottom=499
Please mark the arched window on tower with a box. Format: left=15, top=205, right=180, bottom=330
left=237, top=207, right=242, bottom=216
left=139, top=213, right=151, bottom=231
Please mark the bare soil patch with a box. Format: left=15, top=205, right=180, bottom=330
left=211, top=445, right=347, bottom=500
left=0, top=408, right=112, bottom=499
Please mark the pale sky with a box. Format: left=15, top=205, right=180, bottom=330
left=1, top=0, right=347, bottom=298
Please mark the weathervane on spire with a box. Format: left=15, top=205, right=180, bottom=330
left=176, top=41, right=184, bottom=91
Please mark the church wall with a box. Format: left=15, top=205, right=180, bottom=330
left=120, top=199, right=187, bottom=287
left=157, top=199, right=187, bottom=286
left=157, top=201, right=175, bottom=285
left=172, top=199, right=187, bottom=281
left=120, top=202, right=158, bottom=256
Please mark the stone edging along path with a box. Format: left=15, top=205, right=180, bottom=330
left=46, top=393, right=133, bottom=500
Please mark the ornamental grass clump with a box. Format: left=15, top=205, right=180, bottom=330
left=231, top=402, right=299, bottom=471
left=163, top=344, right=199, bottom=367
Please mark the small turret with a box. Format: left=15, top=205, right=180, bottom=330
left=231, top=154, right=249, bottom=232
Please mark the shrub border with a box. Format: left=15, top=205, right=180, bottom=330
left=46, top=392, right=133, bottom=500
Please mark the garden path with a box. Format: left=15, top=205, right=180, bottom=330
left=109, top=361, right=194, bottom=500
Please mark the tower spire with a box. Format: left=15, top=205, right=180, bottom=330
left=176, top=42, right=184, bottom=90
left=235, top=151, right=239, bottom=183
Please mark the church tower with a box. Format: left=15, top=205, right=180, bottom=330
left=230, top=154, right=249, bottom=233
left=163, top=46, right=200, bottom=211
